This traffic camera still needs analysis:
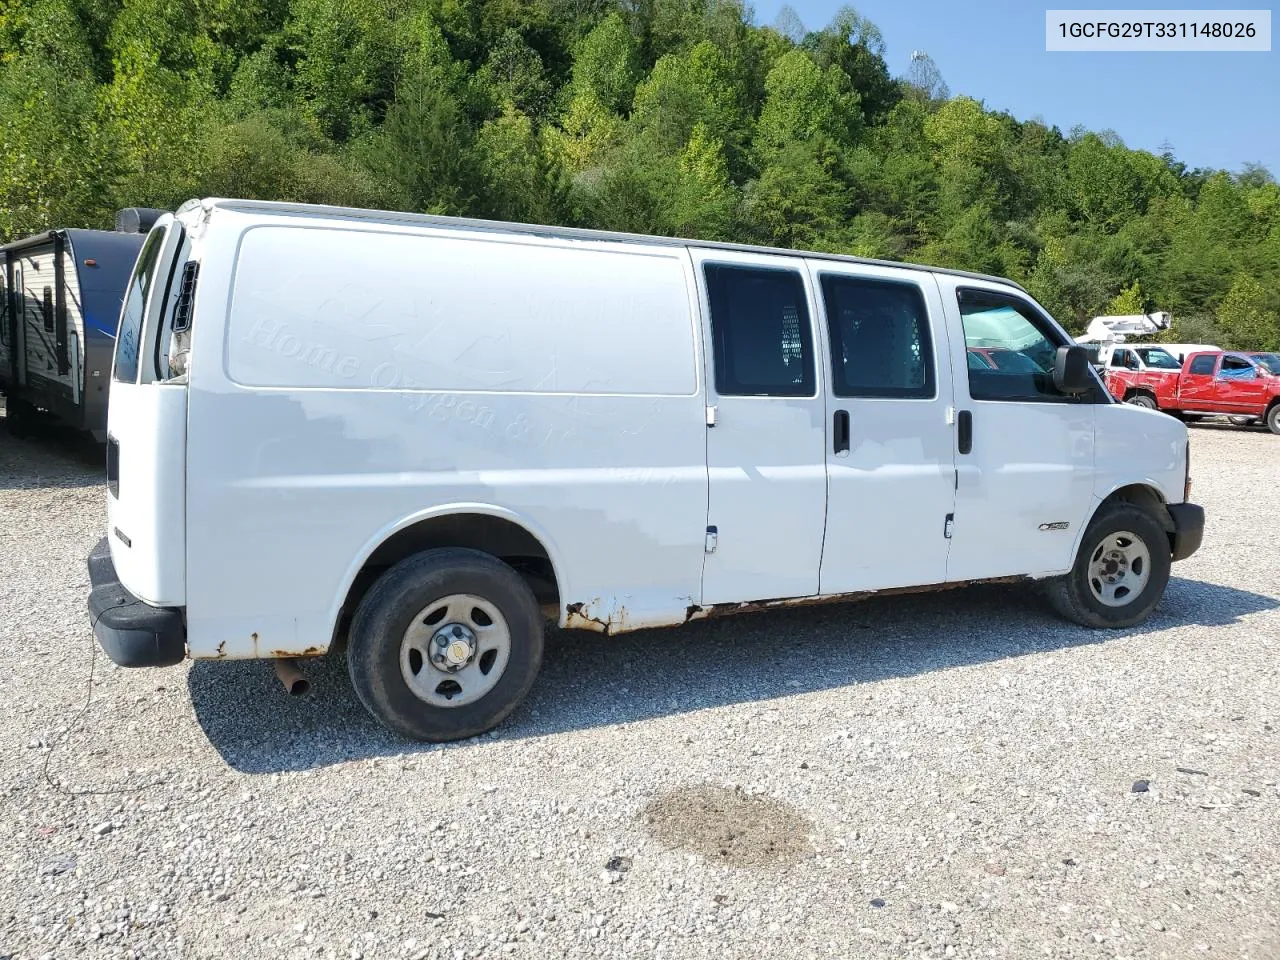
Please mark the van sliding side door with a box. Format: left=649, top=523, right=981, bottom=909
left=690, top=248, right=828, bottom=606
left=808, top=262, right=957, bottom=593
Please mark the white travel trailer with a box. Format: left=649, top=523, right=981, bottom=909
left=1161, top=343, right=1222, bottom=363
left=88, top=199, right=1204, bottom=741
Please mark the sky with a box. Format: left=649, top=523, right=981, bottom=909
left=748, top=0, right=1279, bottom=175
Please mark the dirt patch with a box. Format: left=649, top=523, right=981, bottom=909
left=640, top=784, right=815, bottom=869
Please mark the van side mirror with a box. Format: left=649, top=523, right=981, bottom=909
left=1053, top=345, right=1092, bottom=395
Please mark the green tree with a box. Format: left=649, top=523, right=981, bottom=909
left=358, top=60, right=480, bottom=215
left=1106, top=280, right=1145, bottom=316
left=569, top=12, right=641, bottom=112
left=755, top=49, right=861, bottom=159
left=476, top=106, right=569, bottom=222
left=1218, top=275, right=1279, bottom=350
left=630, top=40, right=748, bottom=172
left=0, top=0, right=120, bottom=237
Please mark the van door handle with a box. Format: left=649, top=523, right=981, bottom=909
left=957, top=410, right=973, bottom=455
left=833, top=409, right=850, bottom=454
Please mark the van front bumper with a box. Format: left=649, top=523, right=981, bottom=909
left=86, top=538, right=187, bottom=667
left=1167, top=502, right=1205, bottom=562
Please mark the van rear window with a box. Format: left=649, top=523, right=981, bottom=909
left=114, top=225, right=168, bottom=384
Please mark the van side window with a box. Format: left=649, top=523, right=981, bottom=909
left=958, top=288, right=1070, bottom=402
left=114, top=225, right=168, bottom=384
left=1187, top=354, right=1216, bottom=375
left=704, top=263, right=815, bottom=397
left=819, top=274, right=934, bottom=399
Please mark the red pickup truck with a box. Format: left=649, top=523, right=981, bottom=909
left=1105, top=349, right=1280, bottom=434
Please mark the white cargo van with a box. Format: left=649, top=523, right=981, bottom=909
left=88, top=199, right=1204, bottom=741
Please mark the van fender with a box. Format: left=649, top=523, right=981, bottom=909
left=326, top=502, right=572, bottom=643
left=1066, top=478, right=1176, bottom=570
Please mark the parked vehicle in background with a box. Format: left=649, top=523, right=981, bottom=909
left=1, top=209, right=162, bottom=440
left=87, top=198, right=1204, bottom=742
left=966, top=346, right=1044, bottom=373
left=1101, top=343, right=1187, bottom=410
left=1245, top=352, right=1280, bottom=376
left=1161, top=343, right=1222, bottom=363
left=1107, top=349, right=1280, bottom=434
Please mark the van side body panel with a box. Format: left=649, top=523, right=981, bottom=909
left=183, top=212, right=709, bottom=658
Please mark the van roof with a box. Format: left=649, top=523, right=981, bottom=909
left=190, top=198, right=1030, bottom=295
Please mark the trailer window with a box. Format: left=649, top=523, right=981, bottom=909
left=114, top=225, right=167, bottom=384
left=42, top=287, right=54, bottom=333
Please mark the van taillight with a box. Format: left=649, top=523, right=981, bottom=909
left=106, top=437, right=119, bottom=498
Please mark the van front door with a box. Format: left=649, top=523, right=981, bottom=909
left=938, top=279, right=1098, bottom=582
left=692, top=250, right=828, bottom=605
left=808, top=263, right=956, bottom=592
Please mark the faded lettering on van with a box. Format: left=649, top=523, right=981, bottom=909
left=245, top=315, right=362, bottom=382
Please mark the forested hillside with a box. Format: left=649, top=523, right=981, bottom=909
left=2, top=0, right=1277, bottom=346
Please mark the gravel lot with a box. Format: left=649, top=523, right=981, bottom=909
left=1, top=414, right=1278, bottom=960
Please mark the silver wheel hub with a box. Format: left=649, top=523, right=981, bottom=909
left=400, top=594, right=512, bottom=708
left=1087, top=531, right=1151, bottom=608
left=433, top=624, right=477, bottom=671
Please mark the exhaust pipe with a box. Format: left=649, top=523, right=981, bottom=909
left=273, top=658, right=310, bottom=697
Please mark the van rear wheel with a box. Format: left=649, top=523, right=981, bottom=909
left=1045, top=503, right=1171, bottom=629
left=347, top=548, right=544, bottom=742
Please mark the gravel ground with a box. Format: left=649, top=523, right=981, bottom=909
left=1, top=414, right=1278, bottom=960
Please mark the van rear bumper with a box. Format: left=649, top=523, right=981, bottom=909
left=87, top=538, right=187, bottom=667
left=1167, top=502, right=1205, bottom=562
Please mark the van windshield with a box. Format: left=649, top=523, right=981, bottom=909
left=113, top=225, right=168, bottom=384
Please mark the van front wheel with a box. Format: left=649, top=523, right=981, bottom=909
left=1045, top=504, right=1171, bottom=629
left=347, top=548, right=544, bottom=742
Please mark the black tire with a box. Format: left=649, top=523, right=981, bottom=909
left=1045, top=503, right=1172, bottom=629
left=1126, top=394, right=1157, bottom=410
left=347, top=547, right=543, bottom=742
left=1267, top=403, right=1280, bottom=436
left=1228, top=415, right=1256, bottom=427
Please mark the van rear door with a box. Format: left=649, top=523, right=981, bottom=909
left=105, top=215, right=187, bottom=607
